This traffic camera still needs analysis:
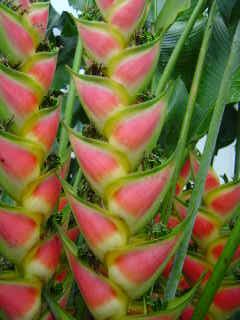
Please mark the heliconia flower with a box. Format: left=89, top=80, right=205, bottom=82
left=0, top=203, right=41, bottom=264
left=190, top=153, right=220, bottom=194
left=14, top=0, right=30, bottom=10
left=206, top=237, right=240, bottom=266
left=62, top=179, right=128, bottom=261
left=210, top=281, right=240, bottom=319
left=182, top=254, right=212, bottom=287
left=0, top=278, right=42, bottom=320
left=75, top=18, right=125, bottom=65
left=22, top=234, right=61, bottom=282
left=108, top=37, right=161, bottom=98
left=175, top=198, right=221, bottom=249
left=121, top=282, right=202, bottom=320
left=180, top=305, right=213, bottom=320
left=67, top=226, right=80, bottom=243
left=106, top=0, right=149, bottom=41
left=22, top=170, right=61, bottom=219
left=0, top=4, right=38, bottom=65
left=59, top=148, right=71, bottom=180
left=19, top=105, right=60, bottom=154
left=71, top=71, right=131, bottom=133
left=0, top=63, right=44, bottom=132
left=95, top=0, right=115, bottom=18
left=27, top=2, right=49, bottom=42
left=154, top=213, right=180, bottom=228
left=58, top=196, right=68, bottom=213
left=0, top=130, right=43, bottom=201
left=105, top=157, right=174, bottom=233
left=106, top=225, right=183, bottom=299
left=104, top=92, right=170, bottom=169
left=58, top=227, right=128, bottom=320
left=20, top=52, right=57, bottom=93
left=67, top=126, right=130, bottom=196
left=204, top=182, right=240, bottom=223
left=176, top=157, right=191, bottom=195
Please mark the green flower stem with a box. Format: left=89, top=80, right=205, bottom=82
left=192, top=206, right=240, bottom=319
left=161, top=2, right=217, bottom=225
left=59, top=37, right=83, bottom=159
left=156, top=0, right=206, bottom=95
left=164, top=20, right=240, bottom=302
left=62, top=168, right=82, bottom=229
left=44, top=291, right=76, bottom=320
left=234, top=103, right=240, bottom=180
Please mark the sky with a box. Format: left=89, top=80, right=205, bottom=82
left=50, top=0, right=236, bottom=181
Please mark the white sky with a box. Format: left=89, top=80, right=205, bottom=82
left=50, top=0, right=236, bottom=181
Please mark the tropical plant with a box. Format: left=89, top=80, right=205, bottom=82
left=0, top=0, right=240, bottom=320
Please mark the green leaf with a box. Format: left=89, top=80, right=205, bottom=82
left=215, top=105, right=238, bottom=153
left=68, top=0, right=94, bottom=11
left=159, top=16, right=207, bottom=87
left=230, top=66, right=240, bottom=103
left=155, top=0, right=191, bottom=34
left=217, top=0, right=237, bottom=22
left=159, top=78, right=188, bottom=155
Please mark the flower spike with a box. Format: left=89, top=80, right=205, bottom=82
left=190, top=153, right=220, bottom=194
left=105, top=157, right=174, bottom=233
left=204, top=182, right=240, bottom=223
left=106, top=225, right=184, bottom=298
left=75, top=18, right=125, bottom=65
left=20, top=52, right=58, bottom=93
left=206, top=237, right=240, bottom=266
left=107, top=0, right=149, bottom=41
left=108, top=37, right=161, bottom=98
left=182, top=254, right=212, bottom=287
left=104, top=91, right=171, bottom=169
left=0, top=278, right=42, bottom=320
left=67, top=126, right=130, bottom=196
left=0, top=63, right=44, bottom=132
left=27, top=2, right=49, bottom=42
left=95, top=0, right=115, bottom=18
left=14, top=0, right=30, bottom=10
left=210, top=281, right=240, bottom=320
left=0, top=4, right=38, bottom=65
left=0, top=130, right=43, bottom=201
left=71, top=71, right=131, bottom=133
left=62, top=179, right=128, bottom=261
left=0, top=203, right=41, bottom=264
left=20, top=105, right=60, bottom=154
left=22, top=234, right=61, bottom=282
left=22, top=170, right=61, bottom=219
left=175, top=198, right=221, bottom=249
left=57, top=224, right=128, bottom=320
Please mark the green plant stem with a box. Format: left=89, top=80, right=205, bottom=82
left=161, top=1, right=217, bottom=225
left=62, top=168, right=82, bottom=229
left=234, top=103, right=240, bottom=180
left=164, top=20, right=240, bottom=302
left=192, top=206, right=240, bottom=319
left=156, top=0, right=206, bottom=95
left=59, top=37, right=83, bottom=159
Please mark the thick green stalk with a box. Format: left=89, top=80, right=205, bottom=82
left=156, top=0, right=206, bottom=95
left=59, top=37, right=83, bottom=159
left=165, top=20, right=240, bottom=302
left=192, top=206, right=240, bottom=319
left=161, top=2, right=217, bottom=225
left=44, top=291, right=76, bottom=320
left=234, top=104, right=240, bottom=180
